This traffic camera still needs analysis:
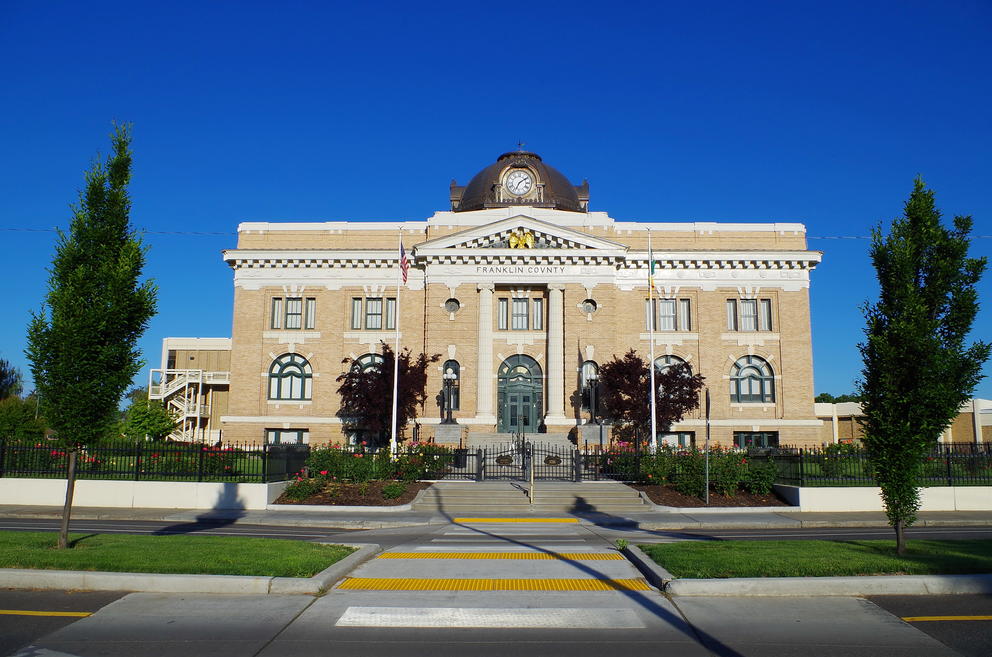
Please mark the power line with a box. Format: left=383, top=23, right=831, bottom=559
left=0, top=226, right=989, bottom=240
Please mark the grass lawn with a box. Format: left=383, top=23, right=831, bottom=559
left=639, top=539, right=992, bottom=579
left=0, top=531, right=355, bottom=577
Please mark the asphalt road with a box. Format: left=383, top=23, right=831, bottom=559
left=869, top=594, right=992, bottom=657
left=3, top=516, right=992, bottom=545
left=0, top=589, right=127, bottom=657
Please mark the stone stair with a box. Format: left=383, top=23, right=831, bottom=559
left=465, top=432, right=573, bottom=448
left=412, top=480, right=648, bottom=515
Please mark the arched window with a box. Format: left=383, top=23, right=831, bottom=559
left=443, top=359, right=460, bottom=410
left=268, top=354, right=313, bottom=401
left=654, top=355, right=690, bottom=376
left=730, top=355, right=774, bottom=403
left=579, top=360, right=599, bottom=410
left=352, top=353, right=384, bottom=373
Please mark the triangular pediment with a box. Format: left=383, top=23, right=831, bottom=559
left=414, top=215, right=628, bottom=255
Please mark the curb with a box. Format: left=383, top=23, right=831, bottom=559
left=621, top=545, right=674, bottom=590
left=265, top=503, right=414, bottom=513
left=664, top=573, right=992, bottom=597
left=0, top=543, right=381, bottom=595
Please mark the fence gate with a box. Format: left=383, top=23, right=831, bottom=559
left=478, top=440, right=578, bottom=482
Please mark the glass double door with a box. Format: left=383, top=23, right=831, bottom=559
left=496, top=355, right=543, bottom=434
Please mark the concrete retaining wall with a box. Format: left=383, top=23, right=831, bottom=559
left=774, top=484, right=992, bottom=512
left=0, top=478, right=290, bottom=510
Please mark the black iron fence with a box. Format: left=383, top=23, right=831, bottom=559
left=769, top=444, right=992, bottom=487
left=0, top=439, right=308, bottom=483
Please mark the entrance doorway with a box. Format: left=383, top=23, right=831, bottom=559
left=496, top=355, right=543, bottom=433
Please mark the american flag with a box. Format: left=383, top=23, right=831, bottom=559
left=399, top=242, right=409, bottom=284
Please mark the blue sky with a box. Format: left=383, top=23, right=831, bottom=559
left=1, top=0, right=990, bottom=399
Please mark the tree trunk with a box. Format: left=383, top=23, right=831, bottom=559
left=57, top=449, right=77, bottom=550
left=895, top=518, right=906, bottom=556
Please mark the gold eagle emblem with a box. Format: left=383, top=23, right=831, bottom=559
left=508, top=228, right=535, bottom=249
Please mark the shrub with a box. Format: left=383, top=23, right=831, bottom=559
left=711, top=448, right=747, bottom=497
left=673, top=448, right=706, bottom=498
left=743, top=457, right=778, bottom=494
left=284, top=477, right=323, bottom=501
left=381, top=482, right=407, bottom=499
left=641, top=446, right=677, bottom=484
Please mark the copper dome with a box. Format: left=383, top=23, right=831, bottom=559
left=450, top=151, right=589, bottom=213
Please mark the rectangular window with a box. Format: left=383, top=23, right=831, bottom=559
left=740, top=299, right=758, bottom=331
left=305, top=298, right=316, bottom=329
left=365, top=297, right=383, bottom=329
left=659, top=431, right=695, bottom=448
left=532, top=298, right=544, bottom=330
left=265, top=429, right=309, bottom=445
left=647, top=298, right=691, bottom=331
left=726, top=299, right=738, bottom=330
left=657, top=299, right=676, bottom=331
left=759, top=298, right=772, bottom=331
left=284, top=297, right=303, bottom=329
left=385, top=297, right=396, bottom=330
left=679, top=299, right=691, bottom=331
left=733, top=431, right=779, bottom=449
left=351, top=298, right=362, bottom=329
left=511, top=298, right=529, bottom=330
left=271, top=298, right=283, bottom=329
left=497, top=298, right=508, bottom=330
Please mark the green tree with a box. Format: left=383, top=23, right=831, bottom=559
left=0, top=358, right=22, bottom=399
left=599, top=349, right=705, bottom=445
left=336, top=343, right=439, bottom=449
left=0, top=396, right=46, bottom=440
left=814, top=392, right=862, bottom=403
left=121, top=398, right=177, bottom=441
left=26, top=124, right=157, bottom=549
left=857, top=177, right=989, bottom=555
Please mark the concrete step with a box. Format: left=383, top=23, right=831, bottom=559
left=413, top=482, right=647, bottom=513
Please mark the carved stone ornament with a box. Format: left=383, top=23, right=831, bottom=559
left=508, top=228, right=535, bottom=249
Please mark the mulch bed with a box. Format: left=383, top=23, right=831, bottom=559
left=274, top=481, right=432, bottom=506
left=630, top=484, right=790, bottom=508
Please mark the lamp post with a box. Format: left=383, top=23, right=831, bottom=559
left=441, top=368, right=458, bottom=425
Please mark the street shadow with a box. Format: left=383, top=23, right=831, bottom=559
left=67, top=533, right=99, bottom=548
left=151, top=483, right=247, bottom=536
left=430, top=485, right=745, bottom=657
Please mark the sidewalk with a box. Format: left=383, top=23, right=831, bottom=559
left=2, top=503, right=992, bottom=530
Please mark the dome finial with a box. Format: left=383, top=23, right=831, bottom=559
left=516, top=140, right=526, bottom=151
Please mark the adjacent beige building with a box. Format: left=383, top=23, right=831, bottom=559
left=153, top=150, right=829, bottom=447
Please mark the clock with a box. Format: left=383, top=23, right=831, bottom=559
left=504, top=169, right=533, bottom=196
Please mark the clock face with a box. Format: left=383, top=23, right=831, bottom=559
left=505, top=170, right=533, bottom=196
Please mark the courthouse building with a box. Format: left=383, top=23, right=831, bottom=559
left=151, top=150, right=827, bottom=447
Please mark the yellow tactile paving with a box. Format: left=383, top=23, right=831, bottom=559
left=337, top=577, right=651, bottom=591
left=452, top=518, right=580, bottom=523
left=378, top=552, right=623, bottom=561
left=0, top=610, right=92, bottom=618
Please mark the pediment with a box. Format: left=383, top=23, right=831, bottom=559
left=414, top=215, right=627, bottom=255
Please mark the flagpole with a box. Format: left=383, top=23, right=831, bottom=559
left=648, top=229, right=657, bottom=451
left=389, top=230, right=403, bottom=458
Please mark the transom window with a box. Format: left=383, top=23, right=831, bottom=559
left=352, top=353, right=385, bottom=373
left=265, top=429, right=309, bottom=445
left=271, top=297, right=316, bottom=330
left=654, top=354, right=690, bottom=375
left=268, top=354, right=313, bottom=401
left=646, top=298, right=691, bottom=331
left=351, top=297, right=396, bottom=330
left=730, top=355, right=775, bottom=403
left=726, top=298, right=773, bottom=331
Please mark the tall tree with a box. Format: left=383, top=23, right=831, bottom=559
left=26, top=124, right=157, bottom=549
left=0, top=358, right=22, bottom=399
left=336, top=343, right=439, bottom=448
left=599, top=349, right=705, bottom=445
left=858, top=177, right=989, bottom=555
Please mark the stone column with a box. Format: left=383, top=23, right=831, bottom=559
left=546, top=284, right=566, bottom=422
left=476, top=283, right=495, bottom=422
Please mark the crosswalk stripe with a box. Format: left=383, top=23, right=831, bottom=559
left=335, top=606, right=645, bottom=628
left=453, top=518, right=580, bottom=523
left=337, top=577, right=651, bottom=591
left=378, top=552, right=623, bottom=560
